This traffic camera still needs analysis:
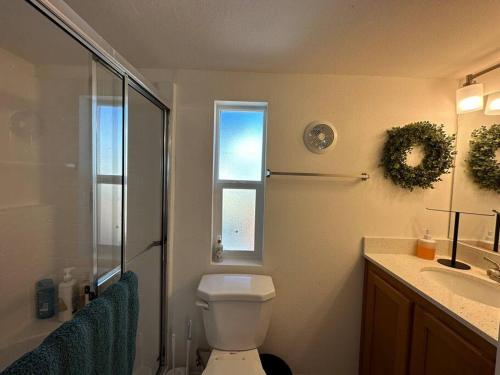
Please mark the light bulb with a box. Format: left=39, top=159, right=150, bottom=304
left=456, top=83, right=484, bottom=114
left=485, top=92, right=500, bottom=115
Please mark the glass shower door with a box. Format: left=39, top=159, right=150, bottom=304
left=0, top=1, right=169, bottom=373
left=0, top=1, right=94, bottom=369
left=125, top=84, right=165, bottom=374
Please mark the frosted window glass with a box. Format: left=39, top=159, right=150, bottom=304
left=97, top=183, right=122, bottom=246
left=218, top=110, right=264, bottom=181
left=222, top=189, right=256, bottom=251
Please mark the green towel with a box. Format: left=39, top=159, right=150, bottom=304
left=2, top=271, right=139, bottom=375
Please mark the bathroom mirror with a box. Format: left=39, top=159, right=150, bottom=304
left=450, top=69, right=500, bottom=250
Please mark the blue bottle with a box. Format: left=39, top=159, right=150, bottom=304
left=36, top=279, right=56, bottom=319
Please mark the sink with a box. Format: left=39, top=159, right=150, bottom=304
left=420, top=267, right=500, bottom=308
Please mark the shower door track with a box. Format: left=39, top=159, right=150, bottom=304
left=24, top=1, right=171, bottom=373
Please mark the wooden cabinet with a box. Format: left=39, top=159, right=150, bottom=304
left=410, top=305, right=495, bottom=375
left=360, top=271, right=412, bottom=375
left=360, top=261, right=496, bottom=375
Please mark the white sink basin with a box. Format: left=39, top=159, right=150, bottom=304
left=420, top=267, right=500, bottom=308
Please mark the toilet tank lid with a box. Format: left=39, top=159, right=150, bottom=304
left=197, top=274, right=276, bottom=302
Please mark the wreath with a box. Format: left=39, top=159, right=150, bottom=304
left=466, top=124, right=500, bottom=193
left=380, top=121, right=455, bottom=191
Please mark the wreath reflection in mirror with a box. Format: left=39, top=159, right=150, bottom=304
left=466, top=124, right=500, bottom=193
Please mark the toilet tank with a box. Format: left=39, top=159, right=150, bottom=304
left=196, top=274, right=276, bottom=351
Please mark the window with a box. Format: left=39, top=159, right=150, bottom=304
left=212, top=101, right=267, bottom=262
left=96, top=104, right=122, bottom=248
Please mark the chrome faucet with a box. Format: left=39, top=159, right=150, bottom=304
left=483, top=257, right=500, bottom=283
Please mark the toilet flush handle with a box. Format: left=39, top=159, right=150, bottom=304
left=195, top=300, right=209, bottom=310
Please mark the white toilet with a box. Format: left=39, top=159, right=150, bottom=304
left=196, top=274, right=276, bottom=375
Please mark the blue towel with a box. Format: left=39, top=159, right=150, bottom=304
left=2, top=271, right=139, bottom=375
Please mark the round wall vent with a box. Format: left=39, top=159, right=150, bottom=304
left=303, top=121, right=338, bottom=154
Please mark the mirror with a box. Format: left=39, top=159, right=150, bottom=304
left=451, top=69, right=500, bottom=251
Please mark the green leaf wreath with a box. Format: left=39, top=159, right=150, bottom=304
left=380, top=121, right=456, bottom=191
left=465, top=124, right=500, bottom=193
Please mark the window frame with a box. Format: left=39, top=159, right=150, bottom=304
left=212, top=101, right=267, bottom=262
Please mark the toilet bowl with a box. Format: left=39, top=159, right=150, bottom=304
left=196, top=274, right=276, bottom=375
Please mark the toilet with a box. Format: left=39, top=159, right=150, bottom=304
left=196, top=274, right=276, bottom=375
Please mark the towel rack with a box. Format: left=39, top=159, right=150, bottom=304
left=266, top=169, right=369, bottom=181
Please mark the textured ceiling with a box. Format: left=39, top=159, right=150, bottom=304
left=64, top=0, right=500, bottom=78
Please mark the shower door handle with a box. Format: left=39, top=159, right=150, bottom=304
left=126, top=239, right=165, bottom=266
left=146, top=240, right=163, bottom=250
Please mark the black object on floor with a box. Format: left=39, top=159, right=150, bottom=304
left=260, top=354, right=293, bottom=375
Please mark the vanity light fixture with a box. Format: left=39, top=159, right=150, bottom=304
left=456, top=62, right=500, bottom=115
left=456, top=82, right=483, bottom=114
left=484, top=91, right=500, bottom=115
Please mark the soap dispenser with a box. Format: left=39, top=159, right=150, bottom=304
left=478, top=230, right=494, bottom=251
left=58, top=267, right=78, bottom=322
left=416, top=229, right=437, bottom=260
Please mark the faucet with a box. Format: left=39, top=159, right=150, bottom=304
left=484, top=257, right=500, bottom=283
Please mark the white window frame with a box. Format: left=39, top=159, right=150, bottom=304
left=212, top=101, right=267, bottom=262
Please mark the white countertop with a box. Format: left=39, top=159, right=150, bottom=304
left=364, top=237, right=500, bottom=346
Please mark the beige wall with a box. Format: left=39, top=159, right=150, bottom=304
left=168, top=69, right=457, bottom=374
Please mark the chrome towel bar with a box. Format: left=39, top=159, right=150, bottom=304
left=266, top=169, right=369, bottom=181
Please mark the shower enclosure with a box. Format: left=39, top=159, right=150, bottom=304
left=0, top=1, right=169, bottom=374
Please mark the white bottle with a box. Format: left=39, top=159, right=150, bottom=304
left=58, top=267, right=77, bottom=322
left=214, top=235, right=223, bottom=263
left=478, top=231, right=494, bottom=251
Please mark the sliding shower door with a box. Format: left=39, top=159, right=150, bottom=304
left=0, top=0, right=94, bottom=370
left=125, top=85, right=165, bottom=374
left=0, top=1, right=169, bottom=373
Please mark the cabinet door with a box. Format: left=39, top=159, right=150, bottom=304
left=409, top=306, right=495, bottom=375
left=360, top=270, right=413, bottom=375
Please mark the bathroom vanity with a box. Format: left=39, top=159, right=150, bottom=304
left=360, top=238, right=499, bottom=375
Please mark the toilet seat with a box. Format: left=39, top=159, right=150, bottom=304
left=202, top=349, right=266, bottom=375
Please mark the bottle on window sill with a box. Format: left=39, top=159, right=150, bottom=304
left=214, top=235, right=223, bottom=263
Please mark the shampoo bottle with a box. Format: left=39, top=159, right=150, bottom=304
left=79, top=272, right=92, bottom=308
left=36, top=278, right=55, bottom=319
left=416, top=229, right=436, bottom=260
left=58, top=267, right=77, bottom=322
left=478, top=231, right=494, bottom=251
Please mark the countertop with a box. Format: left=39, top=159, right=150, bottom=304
left=364, top=237, right=500, bottom=346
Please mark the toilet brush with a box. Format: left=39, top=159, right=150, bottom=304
left=172, top=333, right=176, bottom=371
left=167, top=331, right=188, bottom=375
left=185, top=320, right=192, bottom=375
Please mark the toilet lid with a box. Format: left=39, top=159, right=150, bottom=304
left=197, top=274, right=275, bottom=302
left=202, top=350, right=266, bottom=375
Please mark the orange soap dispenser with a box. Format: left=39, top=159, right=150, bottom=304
left=416, top=229, right=436, bottom=260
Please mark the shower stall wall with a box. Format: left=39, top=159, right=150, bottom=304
left=0, top=1, right=170, bottom=374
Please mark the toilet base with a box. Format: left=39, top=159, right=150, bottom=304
left=202, top=349, right=266, bottom=375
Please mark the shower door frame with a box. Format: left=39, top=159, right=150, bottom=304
left=25, top=0, right=171, bottom=372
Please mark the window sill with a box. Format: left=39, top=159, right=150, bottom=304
left=210, top=257, right=263, bottom=267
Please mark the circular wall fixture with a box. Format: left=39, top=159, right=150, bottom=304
left=303, top=121, right=338, bottom=154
